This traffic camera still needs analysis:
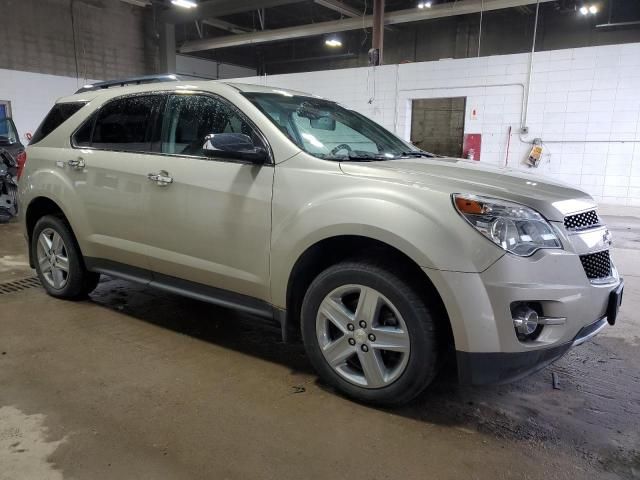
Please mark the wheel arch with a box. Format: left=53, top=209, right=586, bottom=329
left=284, top=234, right=454, bottom=352
left=25, top=197, right=71, bottom=268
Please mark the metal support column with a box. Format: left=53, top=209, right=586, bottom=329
left=370, top=0, right=385, bottom=66
left=159, top=23, right=177, bottom=74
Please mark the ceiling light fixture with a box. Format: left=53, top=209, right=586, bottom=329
left=325, top=37, right=342, bottom=47
left=579, top=4, right=598, bottom=15
left=171, top=0, right=197, bottom=8
left=417, top=1, right=432, bottom=8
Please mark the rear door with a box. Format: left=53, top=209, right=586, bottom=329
left=144, top=92, right=274, bottom=301
left=68, top=94, right=164, bottom=270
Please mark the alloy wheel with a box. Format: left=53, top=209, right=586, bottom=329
left=36, top=228, right=70, bottom=289
left=315, top=284, right=411, bottom=388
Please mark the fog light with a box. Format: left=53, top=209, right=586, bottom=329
left=512, top=306, right=539, bottom=336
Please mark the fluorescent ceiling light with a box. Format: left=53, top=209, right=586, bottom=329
left=171, top=0, right=197, bottom=8
left=325, top=38, right=342, bottom=47
left=579, top=4, right=598, bottom=15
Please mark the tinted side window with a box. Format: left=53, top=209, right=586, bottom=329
left=31, top=102, right=86, bottom=145
left=161, top=94, right=261, bottom=157
left=92, top=95, right=162, bottom=152
left=72, top=113, right=95, bottom=147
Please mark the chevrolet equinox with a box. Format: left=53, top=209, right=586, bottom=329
left=19, top=76, right=623, bottom=405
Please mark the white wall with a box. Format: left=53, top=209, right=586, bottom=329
left=229, top=42, right=640, bottom=206
left=0, top=68, right=91, bottom=144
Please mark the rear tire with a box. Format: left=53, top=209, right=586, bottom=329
left=32, top=215, right=100, bottom=299
left=301, top=261, right=440, bottom=406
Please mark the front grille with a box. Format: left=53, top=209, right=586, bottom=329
left=565, top=210, right=600, bottom=231
left=579, top=250, right=612, bottom=279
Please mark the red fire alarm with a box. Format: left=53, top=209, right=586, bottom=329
left=463, top=134, right=482, bottom=161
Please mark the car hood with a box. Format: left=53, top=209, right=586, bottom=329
left=339, top=157, right=594, bottom=222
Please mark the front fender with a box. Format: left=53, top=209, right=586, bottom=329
left=270, top=158, right=504, bottom=308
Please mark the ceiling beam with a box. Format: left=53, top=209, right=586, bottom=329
left=180, top=0, right=555, bottom=53
left=119, top=0, right=151, bottom=6
left=202, top=18, right=252, bottom=34
left=314, top=0, right=360, bottom=17
left=160, top=0, right=303, bottom=24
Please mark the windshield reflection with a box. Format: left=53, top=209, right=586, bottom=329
left=243, top=92, right=433, bottom=162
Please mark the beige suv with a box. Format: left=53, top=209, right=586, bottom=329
left=19, top=76, right=623, bottom=405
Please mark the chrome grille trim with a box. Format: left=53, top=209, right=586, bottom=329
left=564, top=210, right=601, bottom=231
left=579, top=250, right=612, bottom=280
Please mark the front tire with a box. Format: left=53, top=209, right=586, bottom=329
left=32, top=215, right=100, bottom=299
left=301, top=261, right=440, bottom=406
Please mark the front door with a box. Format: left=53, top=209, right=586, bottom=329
left=144, top=93, right=274, bottom=301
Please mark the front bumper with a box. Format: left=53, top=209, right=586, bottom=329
left=423, top=247, right=623, bottom=385
left=456, top=316, right=608, bottom=384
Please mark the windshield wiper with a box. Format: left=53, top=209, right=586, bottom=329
left=400, top=150, right=435, bottom=158
left=337, top=152, right=387, bottom=162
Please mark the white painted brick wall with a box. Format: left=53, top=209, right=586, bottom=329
left=0, top=68, right=93, bottom=144
left=2, top=41, right=639, bottom=205
left=230, top=42, right=640, bottom=206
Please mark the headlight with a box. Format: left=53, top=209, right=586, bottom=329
left=452, top=194, right=562, bottom=256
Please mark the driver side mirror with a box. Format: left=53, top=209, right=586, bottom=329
left=203, top=133, right=268, bottom=164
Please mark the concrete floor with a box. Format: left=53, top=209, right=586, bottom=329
left=1, top=215, right=639, bottom=480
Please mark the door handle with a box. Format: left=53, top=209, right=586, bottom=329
left=67, top=158, right=85, bottom=170
left=147, top=170, right=173, bottom=186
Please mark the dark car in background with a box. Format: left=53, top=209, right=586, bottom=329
left=0, top=117, right=26, bottom=178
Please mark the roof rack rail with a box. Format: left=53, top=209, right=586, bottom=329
left=75, top=74, right=180, bottom=94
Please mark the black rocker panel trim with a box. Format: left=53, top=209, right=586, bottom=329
left=84, top=257, right=276, bottom=321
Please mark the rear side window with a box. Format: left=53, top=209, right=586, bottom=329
left=73, top=113, right=95, bottom=147
left=90, top=95, right=163, bottom=152
left=30, top=102, right=86, bottom=145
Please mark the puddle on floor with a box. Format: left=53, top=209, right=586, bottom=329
left=0, top=405, right=66, bottom=480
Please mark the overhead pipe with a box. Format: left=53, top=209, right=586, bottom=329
left=314, top=0, right=361, bottom=18
left=521, top=0, right=540, bottom=134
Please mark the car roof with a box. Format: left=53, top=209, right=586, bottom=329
left=54, top=80, right=319, bottom=104
left=225, top=82, right=320, bottom=98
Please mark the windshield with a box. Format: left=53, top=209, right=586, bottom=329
left=243, top=92, right=430, bottom=161
left=0, top=118, right=19, bottom=145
